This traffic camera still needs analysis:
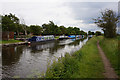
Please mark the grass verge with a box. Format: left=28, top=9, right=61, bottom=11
left=0, top=39, right=23, bottom=44
left=54, top=36, right=59, bottom=40
left=99, top=36, right=120, bottom=77
left=45, top=36, right=104, bottom=78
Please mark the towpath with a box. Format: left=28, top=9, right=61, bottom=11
left=97, top=41, right=118, bottom=79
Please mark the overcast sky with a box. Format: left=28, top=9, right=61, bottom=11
left=0, top=0, right=119, bottom=32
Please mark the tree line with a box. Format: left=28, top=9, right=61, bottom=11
left=1, top=13, right=87, bottom=36
left=2, top=9, right=117, bottom=38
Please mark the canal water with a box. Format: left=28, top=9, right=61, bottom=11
left=2, top=38, right=88, bottom=78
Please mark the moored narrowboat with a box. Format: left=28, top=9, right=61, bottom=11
left=68, top=35, right=76, bottom=38
left=59, top=35, right=68, bottom=40
left=28, top=35, right=54, bottom=42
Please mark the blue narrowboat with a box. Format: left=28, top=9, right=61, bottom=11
left=28, top=35, right=54, bottom=42
left=68, top=35, right=84, bottom=39
left=68, top=35, right=76, bottom=38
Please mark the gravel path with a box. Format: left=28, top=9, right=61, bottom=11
left=97, top=41, right=118, bottom=79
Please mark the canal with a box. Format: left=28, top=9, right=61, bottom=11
left=2, top=38, right=88, bottom=78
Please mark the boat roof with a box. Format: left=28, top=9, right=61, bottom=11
left=32, top=35, right=54, bottom=38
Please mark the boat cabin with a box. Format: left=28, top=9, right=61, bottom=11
left=28, top=35, right=54, bottom=42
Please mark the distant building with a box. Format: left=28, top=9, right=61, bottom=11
left=2, top=31, right=14, bottom=40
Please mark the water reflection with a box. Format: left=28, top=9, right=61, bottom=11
left=2, top=46, right=24, bottom=66
left=2, top=38, right=88, bottom=78
left=30, top=41, right=55, bottom=53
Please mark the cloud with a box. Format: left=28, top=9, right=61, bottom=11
left=64, top=2, right=118, bottom=32
left=0, top=1, right=118, bottom=32
left=1, top=0, right=119, bottom=2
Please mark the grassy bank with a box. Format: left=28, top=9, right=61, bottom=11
left=55, top=36, right=59, bottom=40
left=0, top=39, right=23, bottom=44
left=99, top=36, right=120, bottom=77
left=45, top=37, right=104, bottom=78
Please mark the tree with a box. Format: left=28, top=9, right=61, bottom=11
left=0, top=14, right=1, bottom=22
left=53, top=25, right=59, bottom=36
left=94, top=9, right=119, bottom=38
left=95, top=31, right=101, bottom=36
left=67, top=27, right=75, bottom=35
left=80, top=30, right=85, bottom=35
left=26, top=27, right=31, bottom=34
left=59, top=26, right=67, bottom=35
left=2, top=13, right=19, bottom=32
left=42, top=21, right=62, bottom=36
left=2, top=13, right=20, bottom=39
left=91, top=32, right=95, bottom=35
left=88, top=31, right=92, bottom=35
left=73, top=27, right=80, bottom=35
left=30, top=25, right=42, bottom=35
left=21, top=19, right=27, bottom=36
left=17, top=24, right=28, bottom=36
left=80, top=30, right=87, bottom=35
left=16, top=24, right=24, bottom=35
left=56, top=27, right=62, bottom=35
left=42, top=23, right=50, bottom=35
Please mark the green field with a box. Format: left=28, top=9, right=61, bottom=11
left=0, top=39, right=23, bottom=44
left=45, top=36, right=104, bottom=78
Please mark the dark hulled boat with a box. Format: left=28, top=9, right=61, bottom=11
left=28, top=35, right=55, bottom=42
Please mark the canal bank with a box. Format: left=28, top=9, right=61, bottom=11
left=2, top=38, right=87, bottom=78
left=45, top=36, right=105, bottom=78
left=45, top=36, right=119, bottom=78
left=1, top=38, right=58, bottom=47
left=2, top=42, right=28, bottom=47
left=0, top=39, right=27, bottom=47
